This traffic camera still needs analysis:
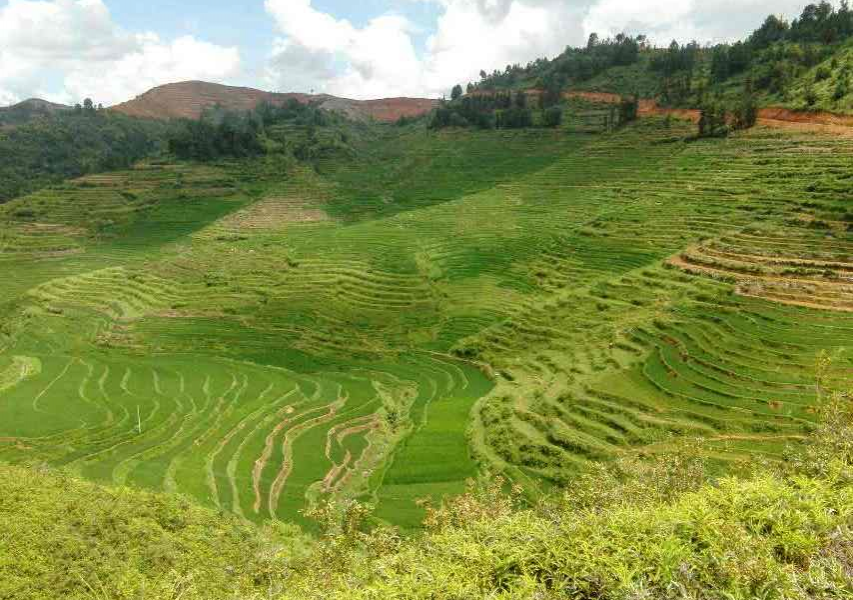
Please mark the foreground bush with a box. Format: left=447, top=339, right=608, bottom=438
left=282, top=475, right=851, bottom=599
left=1, top=392, right=850, bottom=599
left=0, top=465, right=306, bottom=600
left=283, top=392, right=852, bottom=599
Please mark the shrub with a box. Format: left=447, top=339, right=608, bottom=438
left=618, top=94, right=639, bottom=125
left=496, top=107, right=533, bottom=129
left=834, top=76, right=849, bottom=100
left=804, top=84, right=819, bottom=107
left=542, top=106, right=563, bottom=128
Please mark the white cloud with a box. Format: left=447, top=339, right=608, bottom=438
left=420, top=0, right=587, bottom=96
left=583, top=0, right=809, bottom=45
left=64, top=35, right=241, bottom=106
left=0, top=0, right=240, bottom=106
left=264, top=0, right=424, bottom=98
left=0, top=0, right=827, bottom=106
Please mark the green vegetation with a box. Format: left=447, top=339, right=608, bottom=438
left=2, top=385, right=850, bottom=599
left=0, top=98, right=69, bottom=127
left=283, top=388, right=853, bottom=598
left=1, top=5, right=853, bottom=594
left=473, top=33, right=644, bottom=94
left=166, top=99, right=360, bottom=162
left=0, top=462, right=307, bottom=600
left=1, top=114, right=851, bottom=535
left=429, top=92, right=626, bottom=132
left=0, top=106, right=166, bottom=204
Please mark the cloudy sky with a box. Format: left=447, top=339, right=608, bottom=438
left=0, top=0, right=815, bottom=107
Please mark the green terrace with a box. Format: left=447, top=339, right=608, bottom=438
left=0, top=114, right=850, bottom=530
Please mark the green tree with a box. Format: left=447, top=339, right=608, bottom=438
left=804, top=82, right=818, bottom=107
left=451, top=84, right=463, bottom=101
left=698, top=99, right=728, bottom=137
left=732, top=81, right=759, bottom=130
left=618, top=94, right=639, bottom=125
left=542, top=106, right=563, bottom=128
left=833, top=74, right=849, bottom=100
left=586, top=32, right=599, bottom=49
left=710, top=45, right=730, bottom=82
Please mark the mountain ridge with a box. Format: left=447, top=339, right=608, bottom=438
left=109, top=80, right=439, bottom=123
left=3, top=98, right=71, bottom=111
left=0, top=98, right=72, bottom=126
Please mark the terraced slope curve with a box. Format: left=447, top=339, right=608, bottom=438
left=0, top=115, right=850, bottom=529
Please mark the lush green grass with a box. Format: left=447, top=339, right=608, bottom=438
left=0, top=113, right=850, bottom=537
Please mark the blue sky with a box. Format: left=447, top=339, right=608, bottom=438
left=0, top=0, right=814, bottom=107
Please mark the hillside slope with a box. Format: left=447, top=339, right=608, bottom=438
left=111, top=81, right=438, bottom=123
left=1, top=115, right=851, bottom=533
left=0, top=98, right=71, bottom=126
left=0, top=110, right=165, bottom=203
left=467, top=4, right=853, bottom=119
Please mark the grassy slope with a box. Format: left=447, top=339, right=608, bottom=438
left=776, top=39, right=853, bottom=113
left=0, top=112, right=166, bottom=204
left=573, top=52, right=664, bottom=98
left=0, top=114, right=851, bottom=539
left=287, top=474, right=852, bottom=599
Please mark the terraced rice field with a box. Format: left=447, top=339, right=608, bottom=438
left=0, top=114, right=850, bottom=529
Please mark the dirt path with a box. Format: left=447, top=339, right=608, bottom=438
left=251, top=404, right=317, bottom=514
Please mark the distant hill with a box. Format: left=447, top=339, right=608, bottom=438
left=0, top=98, right=71, bottom=126
left=110, top=81, right=438, bottom=123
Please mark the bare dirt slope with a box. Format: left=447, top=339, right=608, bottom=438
left=110, top=81, right=438, bottom=123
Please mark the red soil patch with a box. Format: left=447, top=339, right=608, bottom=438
left=348, top=98, right=440, bottom=122
left=758, top=107, right=853, bottom=127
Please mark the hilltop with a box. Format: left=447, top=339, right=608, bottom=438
left=110, top=80, right=438, bottom=123
left=0, top=98, right=71, bottom=126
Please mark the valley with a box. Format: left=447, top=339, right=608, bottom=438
left=1, top=113, right=850, bottom=533
left=1, top=2, right=853, bottom=596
